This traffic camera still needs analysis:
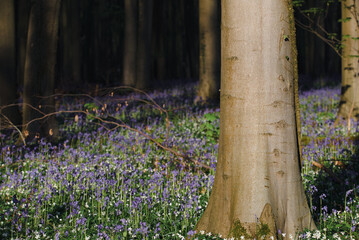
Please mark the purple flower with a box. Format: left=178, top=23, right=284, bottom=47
left=54, top=232, right=60, bottom=240
left=187, top=230, right=196, bottom=237
left=319, top=193, right=326, bottom=200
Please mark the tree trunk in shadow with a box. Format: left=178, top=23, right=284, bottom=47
left=123, top=0, right=138, bottom=86
left=0, top=0, right=21, bottom=129
left=197, top=0, right=220, bottom=102
left=23, top=0, right=61, bottom=141
left=61, top=0, right=82, bottom=88
left=135, top=0, right=153, bottom=89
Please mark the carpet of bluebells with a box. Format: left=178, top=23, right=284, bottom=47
left=1, top=83, right=359, bottom=240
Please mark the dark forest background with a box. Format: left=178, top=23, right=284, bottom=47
left=13, top=0, right=343, bottom=91
left=0, top=0, right=343, bottom=141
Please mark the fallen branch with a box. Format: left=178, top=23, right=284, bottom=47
left=312, top=160, right=343, bottom=184
left=0, top=87, right=211, bottom=172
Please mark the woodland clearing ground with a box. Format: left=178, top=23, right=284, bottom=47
left=0, top=83, right=358, bottom=239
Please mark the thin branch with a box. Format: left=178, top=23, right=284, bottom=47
left=0, top=114, right=26, bottom=146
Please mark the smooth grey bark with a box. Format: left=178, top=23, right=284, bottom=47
left=195, top=0, right=315, bottom=238
left=337, top=0, right=359, bottom=121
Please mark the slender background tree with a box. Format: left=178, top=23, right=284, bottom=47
left=197, top=0, right=221, bottom=102
left=135, top=0, right=153, bottom=89
left=337, top=0, right=359, bottom=122
left=123, top=0, right=138, bottom=87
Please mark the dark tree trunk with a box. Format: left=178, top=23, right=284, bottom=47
left=15, top=0, right=31, bottom=87
left=197, top=0, right=220, bottom=102
left=60, top=0, right=82, bottom=88
left=135, top=0, right=153, bottom=89
left=152, top=0, right=166, bottom=84
left=23, top=0, right=61, bottom=141
left=0, top=0, right=21, bottom=128
left=123, top=0, right=138, bottom=86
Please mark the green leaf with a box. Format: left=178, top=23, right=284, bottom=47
left=204, top=113, right=217, bottom=122
left=338, top=17, right=352, bottom=23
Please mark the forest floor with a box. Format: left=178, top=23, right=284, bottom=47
left=0, top=83, right=358, bottom=240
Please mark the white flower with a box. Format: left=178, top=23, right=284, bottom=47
left=200, top=230, right=205, bottom=234
left=313, top=230, right=321, bottom=239
left=176, top=233, right=185, bottom=240
left=306, top=232, right=312, bottom=238
left=240, top=236, right=245, bottom=240
left=34, top=231, right=40, bottom=240
left=333, top=233, right=341, bottom=240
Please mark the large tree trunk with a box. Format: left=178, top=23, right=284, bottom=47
left=0, top=0, right=21, bottom=127
left=195, top=0, right=314, bottom=238
left=197, top=0, right=220, bottom=102
left=135, top=0, right=153, bottom=89
left=123, top=0, right=138, bottom=86
left=337, top=0, right=359, bottom=121
left=23, top=0, right=61, bottom=141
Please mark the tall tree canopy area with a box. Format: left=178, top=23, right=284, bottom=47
left=337, top=0, right=359, bottom=121
left=0, top=0, right=21, bottom=127
left=197, top=0, right=220, bottom=102
left=195, top=0, right=315, bottom=238
left=22, top=0, right=61, bottom=140
left=295, top=0, right=341, bottom=89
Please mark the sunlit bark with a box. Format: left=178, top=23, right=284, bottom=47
left=337, top=0, right=359, bottom=121
left=195, top=0, right=315, bottom=238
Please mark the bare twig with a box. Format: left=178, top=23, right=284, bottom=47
left=0, top=114, right=26, bottom=146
